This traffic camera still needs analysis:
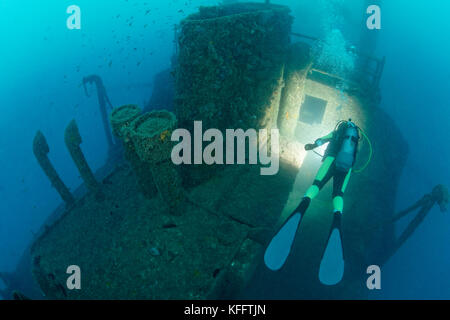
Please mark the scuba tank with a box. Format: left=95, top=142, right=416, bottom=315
left=335, top=120, right=359, bottom=172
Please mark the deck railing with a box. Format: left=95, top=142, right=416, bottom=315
left=291, top=32, right=385, bottom=92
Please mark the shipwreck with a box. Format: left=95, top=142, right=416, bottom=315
left=2, top=2, right=448, bottom=300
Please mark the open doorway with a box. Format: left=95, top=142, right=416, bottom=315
left=298, top=95, right=327, bottom=125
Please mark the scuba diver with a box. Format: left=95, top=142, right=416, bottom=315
left=265, top=119, right=366, bottom=285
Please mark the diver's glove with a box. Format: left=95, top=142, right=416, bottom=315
left=305, top=139, right=324, bottom=151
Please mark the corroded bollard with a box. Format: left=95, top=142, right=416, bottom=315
left=110, top=104, right=142, bottom=138
left=130, top=111, right=184, bottom=214
left=32, top=131, right=75, bottom=206
left=64, top=120, right=103, bottom=199
left=110, top=105, right=157, bottom=198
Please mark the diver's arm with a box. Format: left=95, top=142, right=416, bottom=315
left=316, top=132, right=334, bottom=144
left=305, top=132, right=334, bottom=150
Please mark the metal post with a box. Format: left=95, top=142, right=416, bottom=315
left=33, top=131, right=75, bottom=206
left=64, top=120, right=103, bottom=199
left=130, top=111, right=184, bottom=214
left=82, top=75, right=116, bottom=154
left=110, top=105, right=157, bottom=198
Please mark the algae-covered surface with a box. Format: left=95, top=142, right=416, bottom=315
left=175, top=2, right=292, bottom=131
left=111, top=105, right=141, bottom=123
left=31, top=160, right=298, bottom=299
left=136, top=118, right=171, bottom=136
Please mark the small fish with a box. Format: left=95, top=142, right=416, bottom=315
left=286, top=112, right=289, bottom=120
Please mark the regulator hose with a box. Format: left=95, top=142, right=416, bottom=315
left=353, top=127, right=373, bottom=173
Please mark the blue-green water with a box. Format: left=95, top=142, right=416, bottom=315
left=0, top=0, right=449, bottom=299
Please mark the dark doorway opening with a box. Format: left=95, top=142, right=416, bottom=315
left=298, top=95, right=327, bottom=125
